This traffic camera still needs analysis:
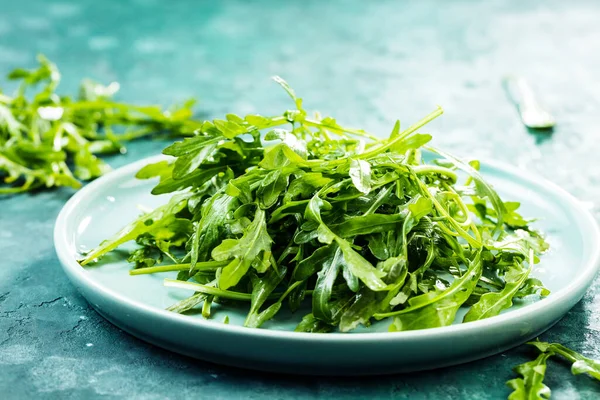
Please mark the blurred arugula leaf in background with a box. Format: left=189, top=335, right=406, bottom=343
left=0, top=55, right=201, bottom=194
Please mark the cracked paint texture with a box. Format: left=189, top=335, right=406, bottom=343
left=1, top=0, right=600, bottom=399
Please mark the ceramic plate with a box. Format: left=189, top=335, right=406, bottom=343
left=54, top=155, right=600, bottom=375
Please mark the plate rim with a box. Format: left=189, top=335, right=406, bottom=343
left=54, top=154, right=600, bottom=343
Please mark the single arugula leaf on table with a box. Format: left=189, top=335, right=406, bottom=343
left=528, top=340, right=600, bottom=381
left=506, top=340, right=600, bottom=399
left=507, top=352, right=553, bottom=400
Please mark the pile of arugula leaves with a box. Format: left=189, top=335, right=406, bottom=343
left=0, top=55, right=200, bottom=194
left=80, top=76, right=551, bottom=333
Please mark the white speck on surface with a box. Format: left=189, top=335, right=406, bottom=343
left=86, top=343, right=94, bottom=347
left=106, top=196, right=116, bottom=202
left=0, top=345, right=37, bottom=365
left=210, top=374, right=218, bottom=379
left=79, top=316, right=88, bottom=320
left=89, top=36, right=119, bottom=51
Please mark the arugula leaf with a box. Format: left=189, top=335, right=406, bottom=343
left=507, top=352, right=553, bottom=400
left=391, top=133, right=432, bottom=154
left=259, top=143, right=305, bottom=170
left=312, top=243, right=346, bottom=324
left=528, top=341, right=600, bottom=381
left=79, top=193, right=191, bottom=265
left=283, top=172, right=332, bottom=202
left=305, top=194, right=388, bottom=291
left=166, top=292, right=208, bottom=314
left=428, top=146, right=507, bottom=231
left=136, top=160, right=172, bottom=181
left=330, top=214, right=405, bottom=238
left=80, top=76, right=549, bottom=339
left=272, top=75, right=304, bottom=112
left=257, top=169, right=290, bottom=209
left=378, top=251, right=483, bottom=331
left=515, top=278, right=550, bottom=298
left=1, top=55, right=201, bottom=194
left=245, top=266, right=288, bottom=328
left=151, top=166, right=224, bottom=195
left=264, top=128, right=308, bottom=159
left=189, top=192, right=239, bottom=269
left=213, top=207, right=273, bottom=290
left=213, top=119, right=247, bottom=138
left=339, top=256, right=408, bottom=332
left=349, top=159, right=372, bottom=194
left=163, top=133, right=223, bottom=179
left=294, top=313, right=334, bottom=333
left=463, top=261, right=532, bottom=322
left=505, top=340, right=600, bottom=399
left=335, top=238, right=388, bottom=291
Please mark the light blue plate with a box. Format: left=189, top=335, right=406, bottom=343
left=54, top=155, right=600, bottom=375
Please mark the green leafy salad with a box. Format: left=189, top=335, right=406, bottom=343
left=0, top=55, right=199, bottom=194
left=80, top=77, right=551, bottom=333
left=3, top=55, right=597, bottom=397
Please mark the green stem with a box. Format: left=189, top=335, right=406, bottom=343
left=302, top=107, right=443, bottom=169
left=276, top=280, right=304, bottom=303
left=412, top=165, right=457, bottom=183
left=130, top=261, right=229, bottom=276
left=262, top=116, right=289, bottom=129
left=164, top=279, right=253, bottom=301
left=357, top=107, right=443, bottom=161
left=414, top=175, right=482, bottom=247
left=374, top=250, right=482, bottom=319
left=439, top=181, right=471, bottom=227
left=364, top=185, right=394, bottom=215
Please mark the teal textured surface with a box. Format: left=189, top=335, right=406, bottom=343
left=2, top=0, right=600, bottom=398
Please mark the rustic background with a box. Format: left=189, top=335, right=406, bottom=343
left=1, top=0, right=599, bottom=398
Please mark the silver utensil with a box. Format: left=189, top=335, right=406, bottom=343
left=503, top=76, right=556, bottom=130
